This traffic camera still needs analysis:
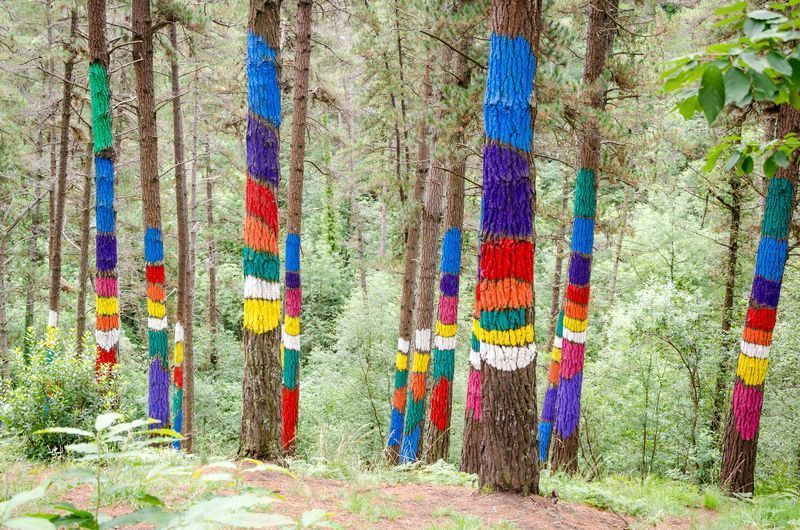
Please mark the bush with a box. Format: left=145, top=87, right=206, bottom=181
left=0, top=332, right=117, bottom=459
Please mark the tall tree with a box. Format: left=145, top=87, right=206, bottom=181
left=538, top=310, right=563, bottom=461
left=75, top=139, right=93, bottom=355
left=475, top=0, right=539, bottom=492
left=88, top=0, right=120, bottom=375
left=400, top=64, right=445, bottom=464
left=281, top=0, right=312, bottom=454
left=385, top=62, right=430, bottom=464
left=205, top=142, right=219, bottom=370
left=46, top=9, right=78, bottom=345
left=720, top=106, right=800, bottom=494
left=168, top=20, right=193, bottom=450
left=240, top=0, right=283, bottom=460
left=425, top=42, right=472, bottom=464
left=551, top=0, right=619, bottom=473
left=133, top=0, right=170, bottom=428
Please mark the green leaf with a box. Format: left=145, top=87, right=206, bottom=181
left=3, top=517, right=57, bottom=530
left=764, top=155, right=778, bottom=177
left=748, top=9, right=786, bottom=20
left=741, top=155, right=755, bottom=173
left=677, top=94, right=699, bottom=120
left=744, top=18, right=767, bottom=38
left=773, top=149, right=790, bottom=166
left=95, top=412, right=123, bottom=432
left=751, top=71, right=779, bottom=100
left=699, top=65, right=725, bottom=123
left=136, top=494, right=165, bottom=507
left=723, top=68, right=751, bottom=105
left=715, top=1, right=747, bottom=16
left=741, top=52, right=769, bottom=72
left=33, top=427, right=93, bottom=437
left=724, top=151, right=741, bottom=170
left=65, top=443, right=99, bottom=454
left=767, top=52, right=793, bottom=75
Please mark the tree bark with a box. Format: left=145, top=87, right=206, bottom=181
left=385, top=60, right=431, bottom=464
left=25, top=130, right=46, bottom=359
left=475, top=0, right=540, bottom=493
left=89, top=0, right=120, bottom=375
left=240, top=0, right=283, bottom=460
left=133, top=0, right=170, bottom=428
left=281, top=0, right=312, bottom=455
left=720, top=105, right=800, bottom=495
left=46, top=9, right=78, bottom=339
left=205, top=141, right=218, bottom=370
left=544, top=169, right=571, bottom=352
left=76, top=140, right=94, bottom=356
left=607, top=187, right=628, bottom=311
left=184, top=66, right=199, bottom=451
left=168, top=21, right=193, bottom=450
left=551, top=0, right=619, bottom=473
left=0, top=239, right=8, bottom=378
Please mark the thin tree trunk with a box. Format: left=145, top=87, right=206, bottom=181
left=544, top=168, right=570, bottom=352
left=607, top=187, right=628, bottom=311
left=538, top=310, right=564, bottom=462
left=25, top=131, right=45, bottom=358
left=89, top=0, right=121, bottom=375
left=385, top=61, right=431, bottom=464
left=240, top=0, right=283, bottom=460
left=0, top=240, right=8, bottom=378
left=551, top=0, right=619, bottom=473
left=720, top=105, right=800, bottom=495
left=168, top=21, right=192, bottom=450
left=46, top=9, right=78, bottom=339
left=133, top=0, right=170, bottom=428
left=184, top=66, right=199, bottom=450
left=476, top=0, right=540, bottom=493
left=425, top=18, right=473, bottom=463
left=47, top=0, right=57, bottom=271
left=205, top=141, right=218, bottom=370
left=76, top=139, right=94, bottom=355
left=281, top=0, right=312, bottom=455
left=711, top=172, right=742, bottom=442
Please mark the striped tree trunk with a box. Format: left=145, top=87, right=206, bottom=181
left=386, top=69, right=430, bottom=464
left=132, top=0, right=170, bottom=428
left=551, top=0, right=618, bottom=473
left=240, top=0, right=283, bottom=460
left=720, top=105, right=800, bottom=494
left=538, top=310, right=563, bottom=461
left=476, top=0, right=540, bottom=493
left=281, top=0, right=312, bottom=454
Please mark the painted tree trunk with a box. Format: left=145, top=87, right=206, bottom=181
left=385, top=67, right=431, bottom=464
left=551, top=0, right=618, bottom=473
left=240, top=0, right=283, bottom=460
left=281, top=0, right=312, bottom=454
left=168, top=21, right=192, bottom=450
left=400, top=65, right=446, bottom=463
left=720, top=105, right=800, bottom=495
left=88, top=0, right=120, bottom=376
left=46, top=9, right=77, bottom=348
left=76, top=140, right=94, bottom=356
left=544, top=170, right=570, bottom=352
left=476, top=0, right=539, bottom=493
left=132, top=0, right=170, bottom=428
left=539, top=310, right=563, bottom=461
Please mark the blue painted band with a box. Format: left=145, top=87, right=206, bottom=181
left=440, top=227, right=463, bottom=274
left=571, top=217, right=595, bottom=255
left=247, top=32, right=281, bottom=127
left=285, top=233, right=301, bottom=272
left=755, top=237, right=788, bottom=281
left=144, top=227, right=164, bottom=263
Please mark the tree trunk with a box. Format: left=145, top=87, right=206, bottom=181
left=0, top=239, right=8, bottom=378
left=425, top=21, right=473, bottom=463
left=544, top=169, right=570, bottom=353
left=89, top=0, right=120, bottom=375
left=281, top=0, right=312, bottom=454
left=551, top=0, right=619, bottom=473
left=76, top=140, right=94, bottom=356
left=46, top=9, right=78, bottom=341
left=25, top=130, right=45, bottom=359
left=168, top=21, right=192, bottom=450
left=240, top=0, right=283, bottom=460
left=47, top=0, right=56, bottom=274
left=475, top=0, right=540, bottom=493
left=720, top=105, right=800, bottom=495
left=538, top=310, right=563, bottom=462
left=385, top=60, right=431, bottom=464
left=133, top=0, right=170, bottom=428
left=205, top=141, right=219, bottom=370
left=607, top=188, right=628, bottom=311
left=711, top=172, right=742, bottom=442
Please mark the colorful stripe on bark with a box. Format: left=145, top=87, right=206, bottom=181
left=731, top=176, right=792, bottom=440
left=172, top=322, right=184, bottom=449
left=400, top=327, right=432, bottom=462
left=554, top=168, right=595, bottom=442
left=89, top=60, right=120, bottom=374
left=427, top=228, right=463, bottom=449
left=539, top=310, right=563, bottom=461
left=282, top=233, right=301, bottom=449
left=243, top=31, right=281, bottom=337
left=387, top=336, right=411, bottom=453
left=145, top=227, right=169, bottom=427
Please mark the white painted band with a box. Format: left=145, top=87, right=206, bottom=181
left=562, top=328, right=586, bottom=344
left=480, top=342, right=536, bottom=371
left=283, top=330, right=301, bottom=351
left=415, top=329, right=431, bottom=350
left=243, top=276, right=280, bottom=300
left=740, top=339, right=770, bottom=359
left=553, top=336, right=562, bottom=349
left=469, top=346, right=481, bottom=370
left=148, top=317, right=168, bottom=331
left=48, top=310, right=58, bottom=328
left=397, top=337, right=410, bottom=353
left=96, top=329, right=120, bottom=350
left=173, top=322, right=184, bottom=343
left=435, top=336, right=457, bottom=351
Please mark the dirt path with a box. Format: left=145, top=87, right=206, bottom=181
left=246, top=470, right=637, bottom=529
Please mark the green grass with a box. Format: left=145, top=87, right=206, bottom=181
left=428, top=508, right=519, bottom=530
left=343, top=490, right=403, bottom=522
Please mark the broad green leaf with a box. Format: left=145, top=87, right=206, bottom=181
left=65, top=443, right=99, bottom=454
left=748, top=9, right=785, bottom=20
left=764, top=155, right=778, bottom=177
left=751, top=71, right=779, bottom=100
left=301, top=509, right=333, bottom=527
left=699, top=65, right=725, bottom=122
left=95, top=412, right=123, bottom=432
left=767, top=52, right=793, bottom=75
left=724, top=68, right=751, bottom=104
left=147, top=428, right=181, bottom=438
left=773, top=149, right=790, bottom=166
left=741, top=52, right=769, bottom=72
left=741, top=155, right=755, bottom=173
left=724, top=151, right=741, bottom=171
left=136, top=494, right=165, bottom=507
left=744, top=18, right=767, bottom=38
left=3, top=517, right=56, bottom=530
left=33, top=427, right=93, bottom=437
left=677, top=94, right=699, bottom=120
left=715, top=1, right=747, bottom=16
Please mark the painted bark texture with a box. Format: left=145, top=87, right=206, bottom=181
left=169, top=21, right=192, bottom=450
left=133, top=0, right=170, bottom=428
left=46, top=9, right=78, bottom=344
left=385, top=64, right=430, bottom=464
left=551, top=0, right=619, bottom=473
left=89, top=0, right=120, bottom=376
left=240, top=0, right=283, bottom=460
left=281, top=0, right=312, bottom=454
left=720, top=105, right=800, bottom=495
left=475, top=0, right=540, bottom=493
